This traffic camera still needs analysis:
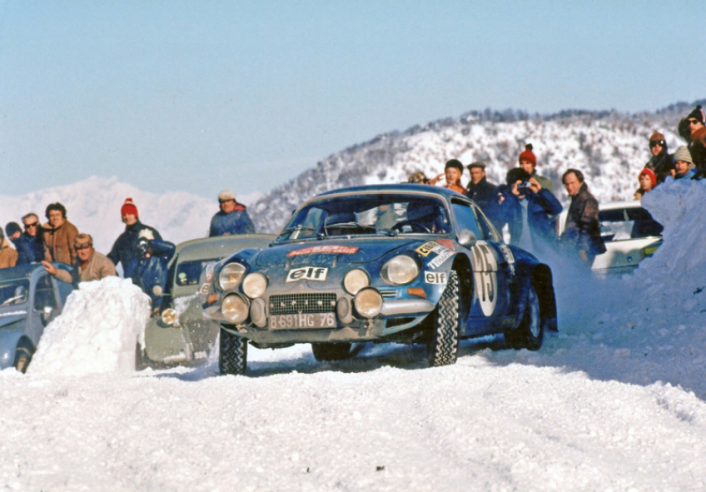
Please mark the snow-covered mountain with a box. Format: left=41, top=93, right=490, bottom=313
left=249, top=101, right=704, bottom=233
left=0, top=177, right=261, bottom=255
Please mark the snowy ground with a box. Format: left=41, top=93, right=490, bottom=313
left=2, top=179, right=706, bottom=491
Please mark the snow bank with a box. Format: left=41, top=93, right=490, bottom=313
left=28, top=277, right=151, bottom=377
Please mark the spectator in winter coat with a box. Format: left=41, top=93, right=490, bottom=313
left=407, top=171, right=430, bottom=184
left=644, top=132, right=674, bottom=184
left=465, top=162, right=497, bottom=211
left=634, top=168, right=657, bottom=200
left=493, top=168, right=562, bottom=255
left=209, top=190, right=256, bottom=237
left=43, top=233, right=116, bottom=286
left=678, top=105, right=706, bottom=178
left=673, top=147, right=697, bottom=180
left=560, top=169, right=606, bottom=266
left=518, top=144, right=554, bottom=193
left=0, top=228, right=18, bottom=269
left=108, top=198, right=162, bottom=277
left=12, top=214, right=50, bottom=265
left=43, top=203, right=79, bottom=266
left=4, top=222, right=21, bottom=242
left=124, top=229, right=176, bottom=313
left=429, top=160, right=466, bottom=195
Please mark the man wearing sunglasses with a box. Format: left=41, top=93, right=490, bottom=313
left=208, top=189, right=256, bottom=237
left=643, top=131, right=674, bottom=184
left=678, top=105, right=706, bottom=178
left=43, top=233, right=116, bottom=286
left=9, top=213, right=51, bottom=266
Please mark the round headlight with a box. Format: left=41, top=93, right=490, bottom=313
left=218, top=263, right=246, bottom=291
left=381, top=255, right=419, bottom=285
left=343, top=269, right=369, bottom=295
left=161, top=308, right=177, bottom=326
left=242, top=272, right=267, bottom=299
left=222, top=294, right=249, bottom=323
left=354, top=288, right=383, bottom=318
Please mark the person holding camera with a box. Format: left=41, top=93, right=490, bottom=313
left=124, top=229, right=175, bottom=314
left=494, top=168, right=562, bottom=255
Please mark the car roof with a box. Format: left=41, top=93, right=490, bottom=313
left=175, top=234, right=276, bottom=262
left=0, top=263, right=71, bottom=282
left=318, top=184, right=463, bottom=200
left=598, top=200, right=645, bottom=211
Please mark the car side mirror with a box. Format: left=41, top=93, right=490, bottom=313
left=457, top=229, right=478, bottom=247
left=152, top=285, right=163, bottom=296
left=42, top=306, right=54, bottom=323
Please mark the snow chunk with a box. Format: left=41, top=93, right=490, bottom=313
left=29, top=277, right=150, bottom=376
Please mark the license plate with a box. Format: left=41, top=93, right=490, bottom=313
left=270, top=313, right=336, bottom=330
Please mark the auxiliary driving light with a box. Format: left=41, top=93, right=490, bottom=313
left=354, top=288, right=383, bottom=318
left=343, top=269, right=369, bottom=295
left=217, top=263, right=246, bottom=291
left=222, top=294, right=250, bottom=324
left=243, top=272, right=268, bottom=299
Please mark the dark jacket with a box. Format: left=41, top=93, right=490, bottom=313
left=209, top=204, right=256, bottom=237
left=493, top=186, right=562, bottom=248
left=13, top=232, right=49, bottom=265
left=465, top=178, right=498, bottom=211
left=689, top=127, right=706, bottom=178
left=124, top=239, right=175, bottom=310
left=561, top=183, right=606, bottom=256
left=108, top=221, right=162, bottom=273
left=645, top=151, right=675, bottom=184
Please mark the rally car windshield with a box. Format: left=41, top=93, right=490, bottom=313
left=278, top=194, right=451, bottom=242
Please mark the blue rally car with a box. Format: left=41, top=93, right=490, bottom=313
left=201, top=184, right=558, bottom=375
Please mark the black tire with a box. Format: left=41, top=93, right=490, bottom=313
left=311, top=342, right=353, bottom=362
left=427, top=270, right=461, bottom=367
left=219, top=327, right=248, bottom=375
left=13, top=338, right=35, bottom=374
left=505, top=284, right=543, bottom=351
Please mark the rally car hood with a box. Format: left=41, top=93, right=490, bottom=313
left=254, top=237, right=447, bottom=268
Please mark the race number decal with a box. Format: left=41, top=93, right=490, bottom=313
left=471, top=241, right=498, bottom=316
left=424, top=272, right=447, bottom=284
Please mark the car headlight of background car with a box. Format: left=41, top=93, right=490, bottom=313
left=381, top=255, right=419, bottom=285
left=217, top=263, right=246, bottom=291
left=343, top=269, right=369, bottom=295
left=242, top=272, right=267, bottom=299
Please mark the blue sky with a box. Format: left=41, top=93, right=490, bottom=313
left=0, top=1, right=703, bottom=200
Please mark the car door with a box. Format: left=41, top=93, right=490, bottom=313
left=29, top=272, right=60, bottom=346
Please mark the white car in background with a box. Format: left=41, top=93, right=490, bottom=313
left=559, top=200, right=663, bottom=276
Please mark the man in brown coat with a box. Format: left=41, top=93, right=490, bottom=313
left=43, top=233, right=116, bottom=285
left=560, top=169, right=606, bottom=267
left=43, top=202, right=79, bottom=266
left=0, top=228, right=18, bottom=269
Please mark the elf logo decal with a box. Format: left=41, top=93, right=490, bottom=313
left=424, top=272, right=447, bottom=285
left=286, top=266, right=329, bottom=283
left=471, top=241, right=497, bottom=316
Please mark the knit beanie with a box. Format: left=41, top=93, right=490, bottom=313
left=4, top=222, right=21, bottom=238
left=688, top=105, right=705, bottom=124
left=121, top=198, right=139, bottom=218
left=674, top=146, right=693, bottom=165
left=638, top=168, right=657, bottom=188
left=444, top=159, right=464, bottom=172
left=518, top=144, right=536, bottom=166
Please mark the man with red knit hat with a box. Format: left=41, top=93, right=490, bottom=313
left=518, top=144, right=554, bottom=194
left=107, top=198, right=162, bottom=280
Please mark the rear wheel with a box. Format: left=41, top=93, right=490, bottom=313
left=13, top=338, right=35, bottom=374
left=427, top=270, right=460, bottom=367
left=311, top=342, right=352, bottom=362
left=505, top=284, right=543, bottom=350
left=219, top=327, right=248, bottom=375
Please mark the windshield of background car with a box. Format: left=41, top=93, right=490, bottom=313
left=277, top=194, right=451, bottom=241
left=0, top=279, right=30, bottom=308
left=176, top=259, right=220, bottom=286
left=599, top=207, right=663, bottom=242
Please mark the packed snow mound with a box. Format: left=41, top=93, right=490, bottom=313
left=29, top=277, right=150, bottom=377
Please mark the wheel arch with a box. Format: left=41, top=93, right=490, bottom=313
left=451, top=254, right=473, bottom=322
left=530, top=264, right=558, bottom=332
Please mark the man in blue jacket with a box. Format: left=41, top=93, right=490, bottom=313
left=108, top=198, right=162, bottom=277
left=494, top=168, right=563, bottom=257
left=8, top=214, right=49, bottom=265
left=209, top=190, right=256, bottom=237
left=124, top=229, right=175, bottom=314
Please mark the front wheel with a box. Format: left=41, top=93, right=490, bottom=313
left=427, top=270, right=461, bottom=367
left=505, top=284, right=543, bottom=350
left=311, top=343, right=352, bottom=362
left=219, top=327, right=248, bottom=375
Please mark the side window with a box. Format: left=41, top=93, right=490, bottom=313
left=56, top=277, right=74, bottom=306
left=472, top=204, right=501, bottom=242
left=34, top=274, right=58, bottom=310
left=451, top=201, right=482, bottom=238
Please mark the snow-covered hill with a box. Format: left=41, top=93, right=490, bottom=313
left=249, top=102, right=703, bottom=233
left=0, top=177, right=261, bottom=254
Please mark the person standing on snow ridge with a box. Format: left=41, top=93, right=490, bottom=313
left=11, top=214, right=50, bottom=265
left=429, top=159, right=466, bottom=194
left=0, top=227, right=18, bottom=269
left=560, top=169, right=606, bottom=267
left=43, top=233, right=116, bottom=287
left=643, top=132, right=674, bottom=185
left=43, top=203, right=79, bottom=266
left=518, top=144, right=554, bottom=194
left=465, top=162, right=498, bottom=212
left=209, top=190, right=256, bottom=237
left=108, top=198, right=162, bottom=279
left=124, top=229, right=175, bottom=314
left=634, top=168, right=657, bottom=200
left=673, top=147, right=697, bottom=180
